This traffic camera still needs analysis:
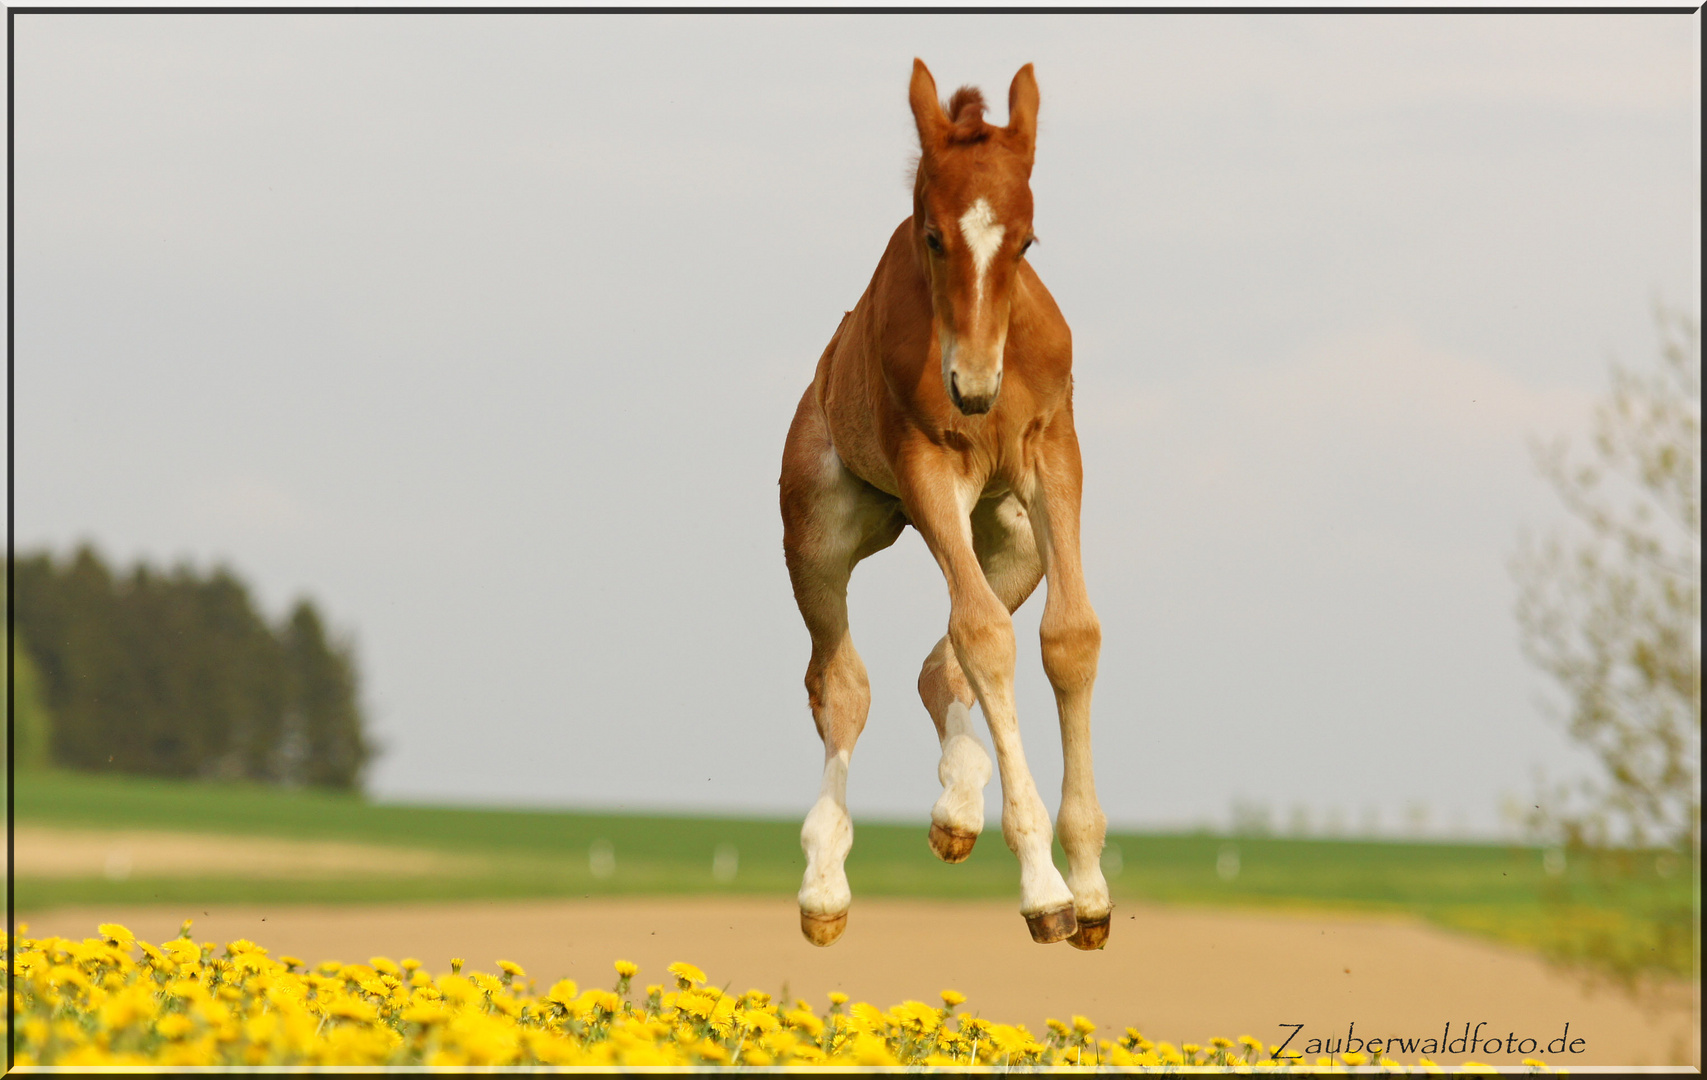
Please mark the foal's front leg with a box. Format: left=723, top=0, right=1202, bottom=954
left=918, top=495, right=1044, bottom=863
left=902, top=465, right=1077, bottom=943
left=781, top=390, right=905, bottom=946
left=1030, top=436, right=1113, bottom=950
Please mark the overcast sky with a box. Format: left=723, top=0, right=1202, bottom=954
left=11, top=13, right=1700, bottom=838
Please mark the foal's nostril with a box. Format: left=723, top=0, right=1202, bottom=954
left=949, top=371, right=963, bottom=410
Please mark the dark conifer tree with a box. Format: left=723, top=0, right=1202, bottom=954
left=11, top=546, right=371, bottom=789
left=283, top=601, right=372, bottom=789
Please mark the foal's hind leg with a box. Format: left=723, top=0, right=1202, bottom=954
left=920, top=494, right=1044, bottom=863
left=781, top=388, right=905, bottom=947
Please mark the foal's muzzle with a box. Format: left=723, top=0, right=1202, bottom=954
left=949, top=369, right=1002, bottom=415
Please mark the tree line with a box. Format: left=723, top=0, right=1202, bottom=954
left=10, top=545, right=372, bottom=790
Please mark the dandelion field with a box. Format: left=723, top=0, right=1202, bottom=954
left=9, top=922, right=1568, bottom=1069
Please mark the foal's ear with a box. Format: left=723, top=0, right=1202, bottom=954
left=1006, top=63, right=1039, bottom=162
left=909, top=58, right=948, bottom=149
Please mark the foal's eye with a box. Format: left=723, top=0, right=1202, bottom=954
left=1019, top=236, right=1036, bottom=257
left=925, top=232, right=944, bottom=254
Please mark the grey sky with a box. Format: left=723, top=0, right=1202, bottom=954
left=12, top=13, right=1700, bottom=837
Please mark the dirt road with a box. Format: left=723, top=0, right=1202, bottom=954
left=23, top=896, right=1697, bottom=1068
left=13, top=825, right=469, bottom=879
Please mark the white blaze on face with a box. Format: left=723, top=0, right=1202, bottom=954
left=958, top=197, right=1006, bottom=314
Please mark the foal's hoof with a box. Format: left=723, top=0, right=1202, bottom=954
left=1024, top=905, right=1078, bottom=944
left=800, top=909, right=848, bottom=947
left=928, top=823, right=978, bottom=863
left=1067, top=914, right=1111, bottom=951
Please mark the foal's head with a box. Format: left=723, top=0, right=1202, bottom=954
left=908, top=59, right=1040, bottom=417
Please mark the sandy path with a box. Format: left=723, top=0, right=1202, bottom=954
left=23, top=896, right=1697, bottom=1068
left=11, top=826, right=473, bottom=879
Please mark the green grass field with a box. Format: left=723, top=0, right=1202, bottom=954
left=12, top=769, right=1695, bottom=976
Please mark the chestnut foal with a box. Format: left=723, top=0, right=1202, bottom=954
left=780, top=60, right=1109, bottom=950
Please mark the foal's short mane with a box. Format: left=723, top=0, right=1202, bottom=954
left=943, top=85, right=991, bottom=144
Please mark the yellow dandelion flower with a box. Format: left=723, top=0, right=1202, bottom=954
left=401, top=1001, right=446, bottom=1025
left=436, top=975, right=481, bottom=1006
left=96, top=924, right=135, bottom=950
left=851, top=1031, right=899, bottom=1066
left=1072, top=1015, right=1097, bottom=1035
left=828, top=991, right=849, bottom=1006
left=582, top=989, right=622, bottom=1016
left=614, top=960, right=638, bottom=978
left=98, top=986, right=156, bottom=1028
left=850, top=1001, right=887, bottom=1034
left=155, top=1013, right=195, bottom=1040
left=665, top=961, right=705, bottom=988
left=690, top=1038, right=728, bottom=1064
left=497, top=960, right=525, bottom=978
left=546, top=979, right=579, bottom=1005
left=941, top=989, right=966, bottom=1008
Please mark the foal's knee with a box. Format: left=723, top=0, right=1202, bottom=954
left=1040, top=608, right=1101, bottom=694
left=948, top=595, right=1016, bottom=689
left=918, top=638, right=973, bottom=721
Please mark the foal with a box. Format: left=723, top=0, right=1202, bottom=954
left=780, top=60, right=1110, bottom=949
